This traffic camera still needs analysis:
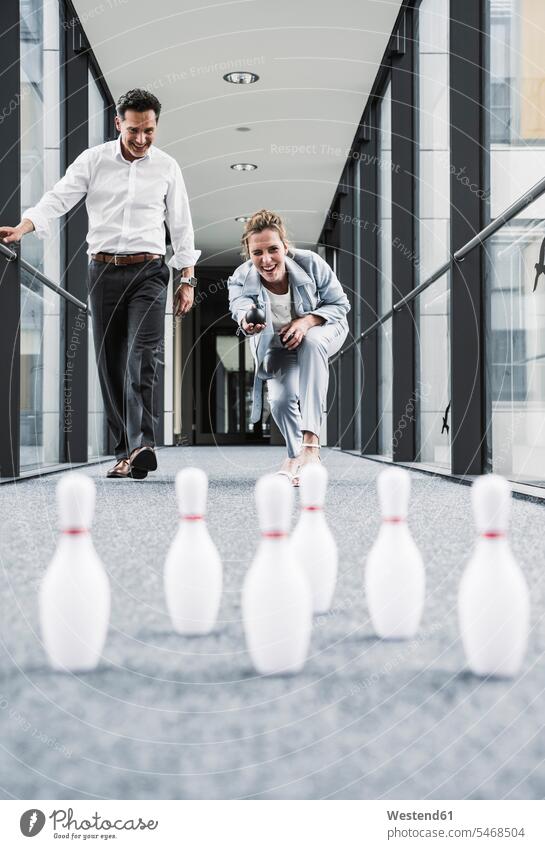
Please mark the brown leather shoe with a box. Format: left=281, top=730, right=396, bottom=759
left=106, top=458, right=147, bottom=479
left=129, top=445, right=157, bottom=472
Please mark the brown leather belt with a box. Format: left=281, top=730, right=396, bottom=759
left=91, top=252, right=163, bottom=266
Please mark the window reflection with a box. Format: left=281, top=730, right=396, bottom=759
left=490, top=0, right=545, bottom=214
left=19, top=0, right=62, bottom=470
left=417, top=0, right=450, bottom=282
left=20, top=269, right=61, bottom=469
left=488, top=218, right=545, bottom=484
left=378, top=319, right=393, bottom=457
left=414, top=0, right=451, bottom=469
left=378, top=84, right=392, bottom=316
left=87, top=70, right=109, bottom=458
left=415, top=275, right=451, bottom=467
left=20, top=0, right=61, bottom=278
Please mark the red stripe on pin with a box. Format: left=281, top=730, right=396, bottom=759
left=383, top=517, right=405, bottom=524
left=262, top=531, right=287, bottom=539
left=303, top=506, right=322, bottom=512
left=62, top=528, right=88, bottom=535
left=482, top=531, right=505, bottom=539
left=181, top=514, right=204, bottom=521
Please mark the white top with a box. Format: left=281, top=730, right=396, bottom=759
left=23, top=137, right=200, bottom=269
left=267, top=286, right=295, bottom=346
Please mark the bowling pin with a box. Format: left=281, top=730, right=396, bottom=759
left=164, top=468, right=222, bottom=635
left=40, top=472, right=110, bottom=671
left=365, top=467, right=425, bottom=638
left=291, top=463, right=337, bottom=613
left=458, top=474, right=529, bottom=677
left=242, top=474, right=312, bottom=675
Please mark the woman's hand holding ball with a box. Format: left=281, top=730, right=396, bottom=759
left=242, top=305, right=267, bottom=335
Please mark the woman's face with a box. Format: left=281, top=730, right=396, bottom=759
left=247, top=228, right=288, bottom=285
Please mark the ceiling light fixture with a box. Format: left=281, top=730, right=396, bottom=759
left=235, top=216, right=252, bottom=223
left=235, top=126, right=251, bottom=132
left=223, top=71, right=259, bottom=85
left=230, top=163, right=257, bottom=171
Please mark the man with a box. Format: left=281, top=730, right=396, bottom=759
left=0, top=88, right=199, bottom=479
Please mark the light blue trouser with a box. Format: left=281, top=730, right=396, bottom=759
left=260, top=322, right=348, bottom=458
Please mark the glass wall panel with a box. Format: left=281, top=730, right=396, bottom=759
left=415, top=275, right=451, bottom=467
left=88, top=322, right=107, bottom=457
left=88, top=69, right=107, bottom=147
left=377, top=83, right=392, bottom=316
left=377, top=319, right=393, bottom=457
left=417, top=0, right=450, bottom=282
left=244, top=338, right=270, bottom=436
left=487, top=213, right=545, bottom=484
left=353, top=158, right=362, bottom=451
left=20, top=0, right=62, bottom=471
left=413, top=0, right=451, bottom=470
left=20, top=269, right=61, bottom=469
left=20, top=0, right=61, bottom=279
left=489, top=0, right=545, bottom=216
left=214, top=335, right=240, bottom=434
left=87, top=71, right=109, bottom=458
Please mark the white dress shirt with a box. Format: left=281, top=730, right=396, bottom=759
left=23, top=137, right=200, bottom=269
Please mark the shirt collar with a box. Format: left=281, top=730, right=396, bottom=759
left=114, top=135, right=153, bottom=162
left=285, top=254, right=314, bottom=288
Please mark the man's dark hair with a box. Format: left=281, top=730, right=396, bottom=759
left=116, top=89, right=161, bottom=120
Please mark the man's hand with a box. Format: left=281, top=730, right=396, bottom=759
left=241, top=317, right=266, bottom=335
left=174, top=283, right=195, bottom=317
left=0, top=218, right=34, bottom=244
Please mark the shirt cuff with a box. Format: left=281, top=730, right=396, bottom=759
left=168, top=249, right=201, bottom=270
left=22, top=208, right=50, bottom=239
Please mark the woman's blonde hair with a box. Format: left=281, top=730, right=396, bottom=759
left=241, top=209, right=293, bottom=259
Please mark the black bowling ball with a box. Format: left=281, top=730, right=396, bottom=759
left=245, top=306, right=266, bottom=325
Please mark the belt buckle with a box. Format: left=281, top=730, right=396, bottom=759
left=114, top=255, right=123, bottom=266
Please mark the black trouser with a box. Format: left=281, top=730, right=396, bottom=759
left=88, top=258, right=169, bottom=460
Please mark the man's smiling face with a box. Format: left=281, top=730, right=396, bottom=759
left=115, top=109, right=157, bottom=158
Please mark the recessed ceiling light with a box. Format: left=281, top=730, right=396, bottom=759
left=235, top=126, right=251, bottom=132
left=230, top=163, right=257, bottom=171
left=235, top=216, right=252, bottom=223
left=223, top=72, right=259, bottom=85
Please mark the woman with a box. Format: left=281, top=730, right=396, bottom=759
left=228, top=209, right=350, bottom=484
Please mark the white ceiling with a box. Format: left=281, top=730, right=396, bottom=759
left=75, top=0, right=402, bottom=265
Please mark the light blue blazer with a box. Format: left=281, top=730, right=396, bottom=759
left=228, top=249, right=351, bottom=423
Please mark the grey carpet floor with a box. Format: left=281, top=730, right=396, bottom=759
left=1, top=447, right=544, bottom=800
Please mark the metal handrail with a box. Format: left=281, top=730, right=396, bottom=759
left=340, top=310, right=394, bottom=354
left=454, top=173, right=545, bottom=261
left=0, top=242, right=17, bottom=262
left=1, top=242, right=88, bottom=311
left=392, top=259, right=450, bottom=313
left=333, top=172, right=545, bottom=361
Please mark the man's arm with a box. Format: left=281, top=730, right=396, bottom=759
left=0, top=218, right=35, bottom=244
left=0, top=150, right=91, bottom=243
left=165, top=162, right=201, bottom=317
